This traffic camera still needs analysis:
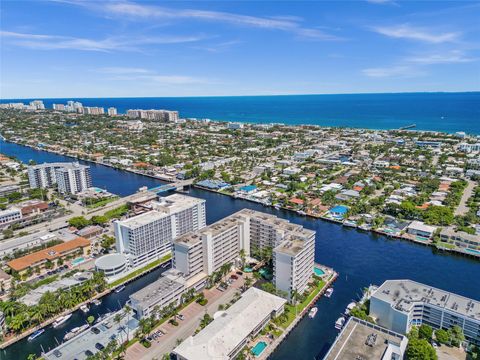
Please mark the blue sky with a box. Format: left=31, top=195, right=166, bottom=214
left=1, top=0, right=479, bottom=98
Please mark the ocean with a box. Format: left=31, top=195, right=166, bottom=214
left=1, top=92, right=479, bottom=134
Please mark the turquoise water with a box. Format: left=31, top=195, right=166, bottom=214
left=71, top=257, right=85, bottom=266
left=465, top=248, right=480, bottom=255
left=251, top=341, right=267, bottom=356
left=2, top=92, right=479, bottom=133
left=314, top=267, right=325, bottom=276
left=243, top=267, right=253, bottom=273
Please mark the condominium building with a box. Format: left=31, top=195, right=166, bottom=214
left=173, top=208, right=316, bottom=297
left=52, top=103, right=65, bottom=111
left=83, top=106, right=104, bottom=115
left=55, top=163, right=92, bottom=195
left=273, top=230, right=315, bottom=299
left=29, top=100, right=45, bottom=110
left=0, top=207, right=22, bottom=227
left=126, top=109, right=179, bottom=122
left=107, top=107, right=117, bottom=116
left=459, top=143, right=480, bottom=153
left=129, top=270, right=186, bottom=319
left=28, top=162, right=91, bottom=194
left=370, top=279, right=480, bottom=345
left=114, top=194, right=206, bottom=267
left=440, top=227, right=480, bottom=252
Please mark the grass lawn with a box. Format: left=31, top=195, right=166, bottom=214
left=86, top=196, right=119, bottom=209
left=278, top=279, right=326, bottom=329
left=109, top=253, right=171, bottom=288
left=436, top=241, right=456, bottom=250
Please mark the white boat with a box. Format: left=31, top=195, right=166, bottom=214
left=274, top=204, right=281, bottom=210
left=324, top=288, right=334, bottom=298
left=92, top=299, right=101, bottom=306
left=63, top=324, right=89, bottom=341
left=161, top=262, right=169, bottom=268
left=344, top=302, right=356, bottom=315
left=80, top=304, right=89, bottom=313
left=28, top=329, right=45, bottom=341
left=115, top=285, right=126, bottom=293
left=297, top=210, right=306, bottom=216
left=308, top=307, right=318, bottom=318
left=52, top=314, right=72, bottom=328
left=335, top=316, right=345, bottom=330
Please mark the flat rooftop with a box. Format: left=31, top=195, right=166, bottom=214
left=173, top=287, right=286, bottom=360
left=274, top=236, right=312, bottom=256
left=118, top=194, right=204, bottom=229
left=129, top=272, right=185, bottom=309
left=323, top=317, right=407, bottom=360
left=373, top=279, right=480, bottom=321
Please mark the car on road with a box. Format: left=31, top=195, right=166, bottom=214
left=91, top=327, right=100, bottom=334
left=178, top=314, right=185, bottom=321
left=53, top=350, right=62, bottom=358
left=230, top=274, right=238, bottom=280
left=236, top=271, right=243, bottom=276
left=216, top=286, right=225, bottom=292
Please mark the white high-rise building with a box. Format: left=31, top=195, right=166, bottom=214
left=53, top=104, right=65, bottom=111
left=273, top=230, right=315, bottom=299
left=114, top=194, right=206, bottom=267
left=126, top=109, right=179, bottom=122
left=173, top=208, right=316, bottom=299
left=55, top=163, right=92, bottom=195
left=27, top=162, right=91, bottom=195
left=370, top=279, right=480, bottom=346
left=107, top=107, right=117, bottom=116
left=29, top=100, right=45, bottom=110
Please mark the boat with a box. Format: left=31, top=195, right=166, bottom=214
left=274, top=204, right=281, bottom=210
left=92, top=299, right=101, bottom=306
left=324, top=288, right=334, bottom=298
left=335, top=316, right=346, bottom=330
left=114, top=285, right=126, bottom=293
left=52, top=314, right=72, bottom=328
left=308, top=307, right=318, bottom=318
left=95, top=312, right=112, bottom=324
left=80, top=304, right=89, bottom=313
left=28, top=329, right=45, bottom=341
left=63, top=324, right=89, bottom=341
left=161, top=262, right=169, bottom=268
left=344, top=302, right=357, bottom=316
left=297, top=210, right=306, bottom=216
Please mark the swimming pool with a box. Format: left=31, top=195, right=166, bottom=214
left=465, top=248, right=480, bottom=255
left=244, top=267, right=253, bottom=272
left=71, top=257, right=85, bottom=266
left=251, top=341, right=267, bottom=356
left=314, top=267, right=325, bottom=276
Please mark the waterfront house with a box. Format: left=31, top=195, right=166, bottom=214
left=406, top=221, right=437, bottom=240
left=335, top=189, right=360, bottom=201
left=328, top=205, right=349, bottom=219
left=440, top=227, right=480, bottom=251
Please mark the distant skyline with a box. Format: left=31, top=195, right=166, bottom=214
left=1, top=1, right=479, bottom=98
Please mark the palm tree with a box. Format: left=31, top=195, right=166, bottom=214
left=114, top=313, right=123, bottom=344
left=123, top=304, right=132, bottom=341
left=291, top=289, right=299, bottom=317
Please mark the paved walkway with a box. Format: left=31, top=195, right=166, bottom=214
left=455, top=179, right=475, bottom=216
left=125, top=274, right=247, bottom=360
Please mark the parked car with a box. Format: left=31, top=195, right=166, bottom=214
left=178, top=314, right=185, bottom=321
left=95, top=343, right=105, bottom=351
left=85, top=350, right=94, bottom=357
left=231, top=274, right=239, bottom=280
left=236, top=271, right=243, bottom=276
left=91, top=327, right=100, bottom=335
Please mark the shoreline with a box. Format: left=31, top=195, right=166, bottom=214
left=3, top=138, right=479, bottom=262
left=0, top=255, right=170, bottom=350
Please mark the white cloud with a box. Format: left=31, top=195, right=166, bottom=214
left=58, top=1, right=340, bottom=41
left=373, top=24, right=459, bottom=43
left=0, top=30, right=206, bottom=52
left=407, top=51, right=475, bottom=64
left=362, top=65, right=423, bottom=78
left=96, top=67, right=152, bottom=74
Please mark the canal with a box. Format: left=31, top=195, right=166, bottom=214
left=1, top=139, right=479, bottom=360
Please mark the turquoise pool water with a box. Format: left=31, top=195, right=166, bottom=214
left=71, top=257, right=85, bottom=266
left=251, top=341, right=267, bottom=356
left=244, top=267, right=253, bottom=273
left=465, top=248, right=480, bottom=255
left=314, top=267, right=325, bottom=276
left=259, top=268, right=273, bottom=280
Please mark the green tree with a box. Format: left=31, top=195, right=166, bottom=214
left=68, top=216, right=91, bottom=229
left=87, top=315, right=95, bottom=325
left=435, top=329, right=449, bottom=345
left=418, top=324, right=433, bottom=341
left=406, top=338, right=438, bottom=360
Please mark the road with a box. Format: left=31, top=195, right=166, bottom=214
left=125, top=274, right=247, bottom=360
left=454, top=179, right=476, bottom=216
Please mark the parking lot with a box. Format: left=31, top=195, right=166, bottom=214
left=125, top=271, right=248, bottom=360
left=43, top=311, right=138, bottom=360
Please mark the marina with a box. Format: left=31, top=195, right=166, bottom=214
left=52, top=314, right=72, bottom=329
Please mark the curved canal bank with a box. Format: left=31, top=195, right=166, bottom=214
left=1, top=140, right=480, bottom=360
